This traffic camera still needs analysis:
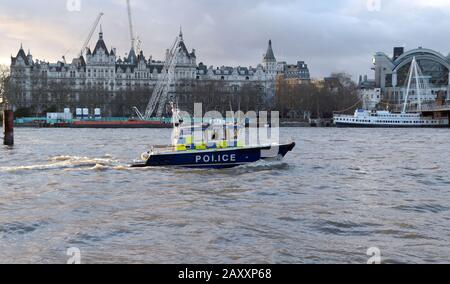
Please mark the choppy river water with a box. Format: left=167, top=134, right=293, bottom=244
left=1, top=128, right=449, bottom=263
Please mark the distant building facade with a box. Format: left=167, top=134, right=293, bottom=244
left=277, top=61, right=311, bottom=85
left=358, top=75, right=381, bottom=110
left=10, top=30, right=310, bottom=114
left=361, top=47, right=450, bottom=109
left=194, top=40, right=278, bottom=93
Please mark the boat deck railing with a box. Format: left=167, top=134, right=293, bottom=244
left=333, top=113, right=357, bottom=118
left=420, top=102, right=450, bottom=112
left=334, top=102, right=450, bottom=116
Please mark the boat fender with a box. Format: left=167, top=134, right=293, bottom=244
left=195, top=143, right=207, bottom=150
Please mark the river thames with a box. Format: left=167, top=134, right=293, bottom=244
left=1, top=128, right=449, bottom=263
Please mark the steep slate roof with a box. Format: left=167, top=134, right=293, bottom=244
left=92, top=32, right=109, bottom=56
left=115, top=62, right=164, bottom=74
left=71, top=56, right=87, bottom=69
left=263, top=40, right=276, bottom=62
left=11, top=45, right=30, bottom=65
left=116, top=64, right=135, bottom=73
left=127, top=48, right=137, bottom=64
left=149, top=65, right=164, bottom=73
left=178, top=40, right=191, bottom=59
left=137, top=50, right=146, bottom=62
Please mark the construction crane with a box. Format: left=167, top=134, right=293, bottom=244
left=61, top=12, right=104, bottom=60
left=136, top=37, right=142, bottom=54
left=135, top=35, right=182, bottom=119
left=79, top=12, right=104, bottom=57
left=126, top=0, right=136, bottom=50
left=126, top=0, right=143, bottom=54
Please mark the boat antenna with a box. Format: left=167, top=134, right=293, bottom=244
left=237, top=101, right=241, bottom=124
left=229, top=101, right=235, bottom=123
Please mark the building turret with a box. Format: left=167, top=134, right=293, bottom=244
left=99, top=25, right=103, bottom=40
left=263, top=40, right=277, bottom=77
left=92, top=29, right=109, bottom=56
left=179, top=27, right=184, bottom=41
left=27, top=49, right=33, bottom=65
left=128, top=48, right=137, bottom=64
left=263, top=40, right=276, bottom=63
left=11, top=44, right=30, bottom=66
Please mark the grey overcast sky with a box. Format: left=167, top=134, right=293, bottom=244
left=1, top=0, right=450, bottom=79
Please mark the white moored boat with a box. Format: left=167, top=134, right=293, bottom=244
left=334, top=57, right=449, bottom=128
left=334, top=109, right=448, bottom=128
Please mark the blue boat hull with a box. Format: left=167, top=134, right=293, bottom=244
left=132, top=142, right=296, bottom=169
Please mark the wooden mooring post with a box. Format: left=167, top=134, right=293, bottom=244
left=3, top=110, right=14, bottom=146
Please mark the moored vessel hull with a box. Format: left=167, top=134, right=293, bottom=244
left=70, top=120, right=172, bottom=129
left=335, top=122, right=448, bottom=128
left=334, top=109, right=449, bottom=128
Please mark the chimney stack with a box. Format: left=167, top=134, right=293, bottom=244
left=393, top=47, right=404, bottom=61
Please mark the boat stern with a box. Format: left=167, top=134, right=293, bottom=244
left=130, top=160, right=148, bottom=168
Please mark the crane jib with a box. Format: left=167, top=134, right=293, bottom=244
left=79, top=13, right=104, bottom=57
left=143, top=36, right=182, bottom=119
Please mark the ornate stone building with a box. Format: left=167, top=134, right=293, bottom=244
left=10, top=29, right=310, bottom=114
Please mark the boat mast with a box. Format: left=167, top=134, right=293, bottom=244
left=171, top=102, right=182, bottom=147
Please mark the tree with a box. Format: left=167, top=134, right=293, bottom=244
left=1, top=64, right=26, bottom=111
left=276, top=79, right=317, bottom=119
left=275, top=73, right=361, bottom=120
left=176, top=79, right=267, bottom=115
left=107, top=84, right=154, bottom=117
left=325, top=72, right=360, bottom=116
left=0, top=65, right=11, bottom=108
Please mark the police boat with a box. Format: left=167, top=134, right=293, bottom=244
left=131, top=106, right=296, bottom=169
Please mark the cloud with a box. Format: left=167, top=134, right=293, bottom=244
left=0, top=14, right=80, bottom=64
left=1, top=0, right=450, bottom=80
